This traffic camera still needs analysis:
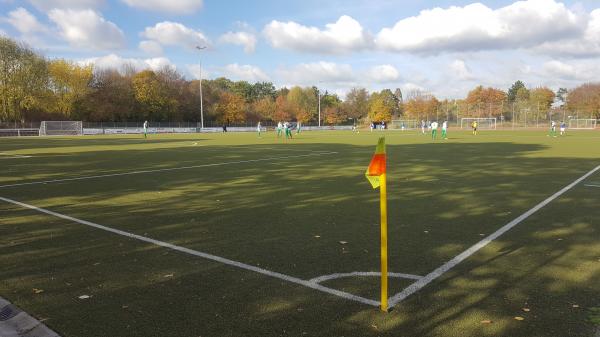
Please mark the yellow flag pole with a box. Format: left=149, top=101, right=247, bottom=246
left=380, top=172, right=388, bottom=312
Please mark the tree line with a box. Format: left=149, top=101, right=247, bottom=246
left=1, top=36, right=599, bottom=125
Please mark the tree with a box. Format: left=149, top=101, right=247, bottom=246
left=132, top=70, right=176, bottom=121
left=0, top=37, right=49, bottom=122
left=566, top=83, right=600, bottom=118
left=344, top=88, right=369, bottom=119
left=556, top=88, right=568, bottom=106
left=529, top=87, right=555, bottom=111
left=47, top=59, right=93, bottom=118
left=287, top=86, right=317, bottom=122
left=215, top=92, right=246, bottom=123
left=403, top=90, right=439, bottom=120
left=253, top=97, right=276, bottom=121
left=368, top=91, right=395, bottom=121
left=274, top=94, right=292, bottom=121
left=508, top=80, right=526, bottom=103
left=464, top=86, right=506, bottom=117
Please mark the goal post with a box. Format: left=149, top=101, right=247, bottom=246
left=460, top=118, right=497, bottom=129
left=40, top=121, right=83, bottom=136
left=390, top=120, right=418, bottom=130
left=568, top=119, right=597, bottom=129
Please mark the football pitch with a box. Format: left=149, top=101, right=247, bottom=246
left=1, top=130, right=599, bottom=337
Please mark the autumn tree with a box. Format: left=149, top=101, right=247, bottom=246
left=368, top=91, right=395, bottom=121
left=567, top=83, right=600, bottom=118
left=215, top=92, right=246, bottom=123
left=464, top=86, right=506, bottom=117
left=253, top=97, right=276, bottom=121
left=274, top=94, right=292, bottom=121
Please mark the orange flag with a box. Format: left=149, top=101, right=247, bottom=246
left=365, top=137, right=386, bottom=189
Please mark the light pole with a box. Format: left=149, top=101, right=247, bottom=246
left=318, top=88, right=321, bottom=127
left=195, top=46, right=206, bottom=130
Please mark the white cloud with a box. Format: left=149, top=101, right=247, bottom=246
left=534, top=9, right=600, bottom=57
left=79, top=54, right=175, bottom=72
left=449, top=59, right=474, bottom=80
left=28, top=0, right=104, bottom=11
left=263, top=15, right=372, bottom=54
left=48, top=9, right=125, bottom=50
left=5, top=7, right=47, bottom=34
left=366, top=64, right=400, bottom=83
left=139, top=40, right=163, bottom=56
left=376, top=0, right=584, bottom=54
left=221, top=64, right=269, bottom=82
left=541, top=60, right=600, bottom=82
left=277, top=62, right=355, bottom=85
left=0, top=29, right=6, bottom=37
left=141, top=21, right=209, bottom=50
left=219, top=31, right=257, bottom=53
left=120, top=0, right=203, bottom=14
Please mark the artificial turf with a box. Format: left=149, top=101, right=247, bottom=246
left=1, top=129, right=599, bottom=336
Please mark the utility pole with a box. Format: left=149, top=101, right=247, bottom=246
left=195, top=46, right=206, bottom=130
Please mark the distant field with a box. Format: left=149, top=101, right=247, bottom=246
left=1, top=129, right=599, bottom=337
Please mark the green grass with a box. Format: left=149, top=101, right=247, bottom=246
left=1, top=129, right=599, bottom=337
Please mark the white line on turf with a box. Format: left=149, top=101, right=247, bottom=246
left=0, top=152, right=31, bottom=159
left=0, top=196, right=379, bottom=307
left=584, top=184, right=600, bottom=188
left=0, top=151, right=338, bottom=189
left=387, top=164, right=600, bottom=309
left=309, top=271, right=422, bottom=284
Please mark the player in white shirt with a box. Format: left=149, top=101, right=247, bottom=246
left=441, top=120, right=448, bottom=139
left=431, top=121, right=439, bottom=140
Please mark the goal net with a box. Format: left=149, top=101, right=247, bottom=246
left=568, top=119, right=597, bottom=129
left=40, top=121, right=83, bottom=136
left=390, top=120, right=418, bottom=130
left=460, top=118, right=497, bottom=129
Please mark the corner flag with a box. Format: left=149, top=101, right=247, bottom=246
left=365, top=137, right=386, bottom=188
left=365, top=137, right=389, bottom=312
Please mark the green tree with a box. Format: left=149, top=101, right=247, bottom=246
left=0, top=37, right=49, bottom=122
left=508, top=80, right=526, bottom=103
left=343, top=88, right=369, bottom=119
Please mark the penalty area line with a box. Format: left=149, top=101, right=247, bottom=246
left=0, top=196, right=378, bottom=308
left=0, top=151, right=338, bottom=189
left=388, top=164, right=600, bottom=309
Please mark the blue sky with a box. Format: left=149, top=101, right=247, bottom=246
left=1, top=0, right=600, bottom=98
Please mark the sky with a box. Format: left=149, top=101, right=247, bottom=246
left=1, top=0, right=600, bottom=99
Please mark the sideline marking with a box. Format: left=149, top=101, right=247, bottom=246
left=0, top=152, right=31, bottom=159
left=388, top=164, right=600, bottom=309
left=0, top=151, right=338, bottom=189
left=0, top=196, right=378, bottom=307
left=309, top=271, right=422, bottom=284
left=585, top=184, right=600, bottom=188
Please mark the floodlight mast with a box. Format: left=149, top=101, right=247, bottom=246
left=196, top=46, right=206, bottom=130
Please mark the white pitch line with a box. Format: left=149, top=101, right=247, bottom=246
left=585, top=184, right=600, bottom=188
left=388, top=164, right=600, bottom=309
left=0, top=151, right=338, bottom=189
left=0, top=196, right=379, bottom=307
left=0, top=152, right=31, bottom=159
left=309, top=271, right=422, bottom=284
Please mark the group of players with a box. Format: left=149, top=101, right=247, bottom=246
left=420, top=120, right=450, bottom=140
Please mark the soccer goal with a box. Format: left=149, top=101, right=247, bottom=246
left=39, top=121, right=83, bottom=136
left=460, top=118, right=497, bottom=129
left=390, top=120, right=418, bottom=130
left=568, top=119, right=597, bottom=129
